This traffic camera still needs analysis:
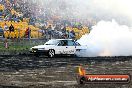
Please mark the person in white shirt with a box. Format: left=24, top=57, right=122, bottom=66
left=4, top=23, right=9, bottom=31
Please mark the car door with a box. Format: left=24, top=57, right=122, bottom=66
left=67, top=40, right=76, bottom=54
left=56, top=40, right=69, bottom=54
left=74, top=41, right=81, bottom=51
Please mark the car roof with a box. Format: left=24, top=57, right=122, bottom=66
left=51, top=39, right=74, bottom=41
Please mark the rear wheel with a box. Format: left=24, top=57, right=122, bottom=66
left=48, top=49, right=55, bottom=58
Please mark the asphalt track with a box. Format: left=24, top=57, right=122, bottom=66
left=0, top=55, right=132, bottom=88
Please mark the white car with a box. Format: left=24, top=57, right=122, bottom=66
left=30, top=39, right=86, bottom=57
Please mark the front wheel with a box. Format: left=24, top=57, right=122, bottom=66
left=48, top=49, right=55, bottom=58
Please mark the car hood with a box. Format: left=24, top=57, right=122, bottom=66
left=32, top=45, right=56, bottom=49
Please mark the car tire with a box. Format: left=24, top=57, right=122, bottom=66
left=48, top=49, right=55, bottom=58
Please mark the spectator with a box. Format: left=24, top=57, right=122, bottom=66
left=69, top=30, right=75, bottom=39
left=9, top=24, right=14, bottom=38
left=65, top=30, right=69, bottom=38
left=61, top=26, right=67, bottom=38
left=25, top=27, right=31, bottom=39
left=61, top=26, right=66, bottom=33
left=41, top=26, right=46, bottom=36
left=4, top=23, right=9, bottom=31
left=51, top=25, right=55, bottom=38
left=9, top=24, right=14, bottom=32
left=47, top=25, right=52, bottom=39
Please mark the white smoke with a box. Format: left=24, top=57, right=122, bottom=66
left=77, top=20, right=132, bottom=57
left=31, top=0, right=132, bottom=56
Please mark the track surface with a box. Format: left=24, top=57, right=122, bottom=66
left=0, top=55, right=132, bottom=88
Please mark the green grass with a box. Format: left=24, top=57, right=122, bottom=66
left=0, top=42, right=33, bottom=51
left=0, top=46, right=30, bottom=50
left=0, top=39, right=45, bottom=52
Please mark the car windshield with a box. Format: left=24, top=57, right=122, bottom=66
left=75, top=41, right=81, bottom=46
left=45, top=40, right=60, bottom=45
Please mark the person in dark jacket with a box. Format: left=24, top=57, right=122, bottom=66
left=9, top=24, right=14, bottom=38
left=25, top=27, right=31, bottom=38
left=9, top=24, right=14, bottom=32
left=69, top=30, right=75, bottom=39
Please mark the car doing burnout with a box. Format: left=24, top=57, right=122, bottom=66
left=30, top=39, right=85, bottom=57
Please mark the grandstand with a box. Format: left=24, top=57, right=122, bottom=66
left=0, top=0, right=42, bottom=38
left=0, top=0, right=90, bottom=39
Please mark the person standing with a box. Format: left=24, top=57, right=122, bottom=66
left=25, top=27, right=31, bottom=39
left=4, top=23, right=9, bottom=38
left=69, top=30, right=75, bottom=39
left=47, top=25, right=52, bottom=39
left=9, top=24, right=14, bottom=32
left=9, top=24, right=14, bottom=38
left=4, top=23, right=8, bottom=31
left=41, top=26, right=46, bottom=37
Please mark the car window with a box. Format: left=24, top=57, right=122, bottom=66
left=68, top=40, right=75, bottom=46
left=58, top=41, right=64, bottom=46
left=58, top=40, right=68, bottom=46
left=45, top=40, right=59, bottom=45
left=62, top=40, right=68, bottom=46
left=74, top=42, right=81, bottom=46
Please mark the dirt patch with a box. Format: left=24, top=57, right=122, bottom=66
left=0, top=55, right=131, bottom=88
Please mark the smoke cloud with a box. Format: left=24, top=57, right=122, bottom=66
left=34, top=0, right=132, bottom=56
left=77, top=20, right=132, bottom=57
